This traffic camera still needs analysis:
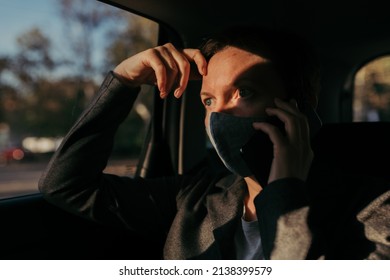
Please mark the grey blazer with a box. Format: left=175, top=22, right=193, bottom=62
left=38, top=72, right=390, bottom=260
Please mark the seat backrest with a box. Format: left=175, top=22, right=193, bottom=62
left=311, top=122, right=390, bottom=179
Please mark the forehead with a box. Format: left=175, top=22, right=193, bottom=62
left=202, top=46, right=277, bottom=89
left=208, top=46, right=268, bottom=73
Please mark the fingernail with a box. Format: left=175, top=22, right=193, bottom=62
left=174, top=89, right=181, bottom=98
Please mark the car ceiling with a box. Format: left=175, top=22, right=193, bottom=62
left=101, top=0, right=390, bottom=67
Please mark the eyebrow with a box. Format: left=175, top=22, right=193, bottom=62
left=200, top=91, right=214, bottom=98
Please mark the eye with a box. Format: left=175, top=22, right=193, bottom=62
left=238, top=88, right=254, bottom=98
left=204, top=98, right=212, bottom=107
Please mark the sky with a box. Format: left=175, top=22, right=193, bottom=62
left=0, top=0, right=61, bottom=55
left=0, top=0, right=157, bottom=81
left=0, top=0, right=126, bottom=81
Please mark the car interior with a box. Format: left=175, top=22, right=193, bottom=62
left=1, top=0, right=389, bottom=259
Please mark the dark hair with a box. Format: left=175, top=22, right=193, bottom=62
left=199, top=25, right=320, bottom=108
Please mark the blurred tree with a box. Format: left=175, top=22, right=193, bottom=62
left=2, top=1, right=159, bottom=157
left=7, top=28, right=58, bottom=137
left=0, top=57, right=10, bottom=122
left=104, top=15, right=158, bottom=156
left=12, top=28, right=54, bottom=87
left=5, top=27, right=95, bottom=138
left=57, top=0, right=123, bottom=128
left=59, top=0, right=120, bottom=78
left=104, top=16, right=158, bottom=69
left=0, top=57, right=9, bottom=76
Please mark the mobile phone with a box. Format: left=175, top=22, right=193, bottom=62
left=240, top=103, right=322, bottom=186
left=240, top=116, right=283, bottom=186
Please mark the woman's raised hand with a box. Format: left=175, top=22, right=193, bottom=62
left=114, top=43, right=207, bottom=98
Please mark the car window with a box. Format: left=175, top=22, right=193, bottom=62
left=353, top=56, right=390, bottom=122
left=0, top=0, right=158, bottom=199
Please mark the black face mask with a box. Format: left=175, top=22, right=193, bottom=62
left=206, top=112, right=284, bottom=186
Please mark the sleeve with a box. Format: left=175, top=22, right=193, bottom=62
left=254, top=178, right=311, bottom=260
left=357, top=190, right=390, bottom=259
left=38, top=71, right=178, bottom=239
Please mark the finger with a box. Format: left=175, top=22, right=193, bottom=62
left=143, top=48, right=169, bottom=97
left=165, top=44, right=191, bottom=98
left=274, top=98, right=300, bottom=115
left=155, top=45, right=183, bottom=97
left=271, top=98, right=309, bottom=140
left=252, top=121, right=286, bottom=148
left=183, top=48, right=207, bottom=76
left=265, top=107, right=302, bottom=143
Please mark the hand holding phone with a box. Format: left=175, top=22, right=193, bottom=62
left=240, top=101, right=322, bottom=186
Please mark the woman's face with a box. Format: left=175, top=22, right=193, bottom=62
left=200, top=46, right=287, bottom=126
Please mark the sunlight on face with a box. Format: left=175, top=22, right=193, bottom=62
left=200, top=46, right=286, bottom=124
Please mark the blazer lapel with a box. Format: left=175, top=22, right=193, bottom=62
left=206, top=174, right=246, bottom=259
left=163, top=173, right=246, bottom=259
